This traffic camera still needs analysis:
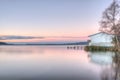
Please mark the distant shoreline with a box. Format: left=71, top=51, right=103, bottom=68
left=0, top=44, right=87, bottom=46
left=0, top=42, right=88, bottom=46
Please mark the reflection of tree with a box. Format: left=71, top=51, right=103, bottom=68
left=100, top=52, right=120, bottom=80
left=112, top=52, right=120, bottom=80
left=101, top=66, right=112, bottom=80
left=99, top=0, right=120, bottom=79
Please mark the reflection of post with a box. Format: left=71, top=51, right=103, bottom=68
left=67, top=46, right=84, bottom=50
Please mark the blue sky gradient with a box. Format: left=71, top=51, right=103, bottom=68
left=0, top=0, right=113, bottom=42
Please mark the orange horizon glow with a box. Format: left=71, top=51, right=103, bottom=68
left=0, top=30, right=95, bottom=42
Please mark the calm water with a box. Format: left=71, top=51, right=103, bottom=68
left=0, top=46, right=114, bottom=80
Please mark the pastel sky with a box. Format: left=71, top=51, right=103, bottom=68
left=0, top=0, right=113, bottom=43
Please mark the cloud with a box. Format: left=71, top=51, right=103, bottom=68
left=0, top=36, right=44, bottom=40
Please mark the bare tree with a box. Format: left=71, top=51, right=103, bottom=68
left=100, top=1, right=120, bottom=80
left=100, top=0, right=120, bottom=51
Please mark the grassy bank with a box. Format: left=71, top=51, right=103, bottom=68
left=84, top=46, right=117, bottom=52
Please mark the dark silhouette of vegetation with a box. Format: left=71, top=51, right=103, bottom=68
left=84, top=46, right=117, bottom=52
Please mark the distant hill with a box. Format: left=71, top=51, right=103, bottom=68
left=0, top=41, right=88, bottom=45
left=0, top=42, right=8, bottom=45
left=64, top=42, right=88, bottom=45
left=25, top=41, right=89, bottom=45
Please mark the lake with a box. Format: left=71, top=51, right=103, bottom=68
left=0, top=45, right=115, bottom=80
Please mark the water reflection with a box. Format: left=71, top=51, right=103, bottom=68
left=0, top=46, right=102, bottom=80
left=89, top=51, right=120, bottom=80
left=101, top=52, right=120, bottom=80
left=1, top=46, right=120, bottom=80
left=0, top=46, right=44, bottom=54
left=112, top=52, right=120, bottom=80
left=89, top=52, right=113, bottom=65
